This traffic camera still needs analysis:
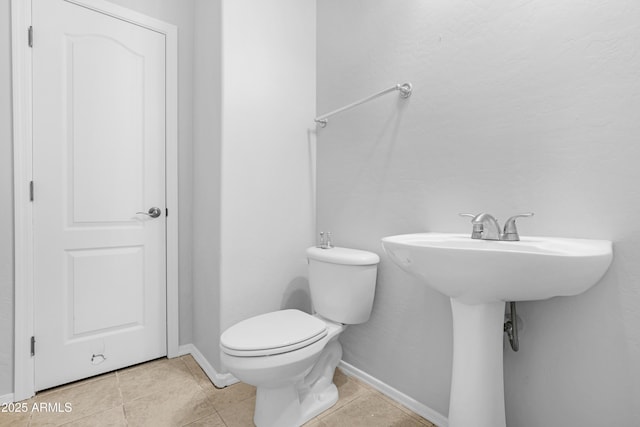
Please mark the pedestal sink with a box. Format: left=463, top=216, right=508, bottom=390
left=381, top=233, right=612, bottom=427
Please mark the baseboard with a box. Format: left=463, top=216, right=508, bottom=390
left=338, top=360, right=449, bottom=427
left=0, top=393, right=15, bottom=404
left=177, top=344, right=238, bottom=388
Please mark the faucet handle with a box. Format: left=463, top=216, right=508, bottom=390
left=502, top=213, right=534, bottom=241
left=459, top=213, right=483, bottom=239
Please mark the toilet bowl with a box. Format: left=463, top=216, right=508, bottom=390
left=220, top=246, right=379, bottom=427
left=221, top=310, right=346, bottom=426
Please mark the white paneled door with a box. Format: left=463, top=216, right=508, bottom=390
left=32, top=0, right=167, bottom=390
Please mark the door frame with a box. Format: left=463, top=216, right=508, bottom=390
left=11, top=0, right=179, bottom=401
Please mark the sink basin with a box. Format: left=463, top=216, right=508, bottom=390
left=381, top=233, right=613, bottom=304
left=381, top=232, right=613, bottom=427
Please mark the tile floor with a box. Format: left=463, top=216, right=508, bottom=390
left=0, top=355, right=436, bottom=427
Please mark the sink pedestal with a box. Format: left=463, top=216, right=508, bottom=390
left=449, top=299, right=506, bottom=427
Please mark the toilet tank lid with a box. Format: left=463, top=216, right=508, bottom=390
left=307, top=246, right=380, bottom=266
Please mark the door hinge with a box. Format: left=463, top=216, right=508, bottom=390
left=29, top=181, right=34, bottom=202
left=28, top=26, right=33, bottom=48
left=30, top=336, right=35, bottom=357
left=166, top=208, right=169, bottom=217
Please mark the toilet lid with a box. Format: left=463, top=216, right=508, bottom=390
left=220, top=309, right=328, bottom=357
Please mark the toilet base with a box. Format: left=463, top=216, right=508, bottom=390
left=254, top=382, right=338, bottom=427
left=253, top=338, right=343, bottom=427
left=254, top=384, right=302, bottom=427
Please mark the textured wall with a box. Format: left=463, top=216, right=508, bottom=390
left=191, top=0, right=222, bottom=371
left=317, top=0, right=640, bottom=424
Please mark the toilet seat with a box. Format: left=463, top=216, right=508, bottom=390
left=220, top=309, right=328, bottom=357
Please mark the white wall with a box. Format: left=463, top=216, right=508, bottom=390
left=0, top=0, right=14, bottom=398
left=0, top=0, right=196, bottom=396
left=218, top=0, right=316, bottom=341
left=317, top=0, right=640, bottom=425
left=192, top=0, right=223, bottom=371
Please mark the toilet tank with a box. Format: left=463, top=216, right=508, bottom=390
left=306, top=246, right=380, bottom=325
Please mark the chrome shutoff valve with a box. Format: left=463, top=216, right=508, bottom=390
left=318, top=231, right=334, bottom=249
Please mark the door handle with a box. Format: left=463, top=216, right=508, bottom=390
left=136, top=207, right=162, bottom=218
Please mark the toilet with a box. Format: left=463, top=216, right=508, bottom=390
left=220, top=246, right=380, bottom=427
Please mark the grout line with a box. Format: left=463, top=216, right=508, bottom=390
left=212, top=408, right=230, bottom=427
left=26, top=401, right=34, bottom=427
left=220, top=411, right=231, bottom=427
left=177, top=356, right=225, bottom=427
left=177, top=410, right=227, bottom=427
left=181, top=356, right=203, bottom=384
left=114, top=371, right=128, bottom=426
left=183, top=354, right=216, bottom=390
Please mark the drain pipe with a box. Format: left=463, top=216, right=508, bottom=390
left=504, top=302, right=519, bottom=352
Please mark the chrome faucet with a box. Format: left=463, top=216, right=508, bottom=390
left=472, top=213, right=502, bottom=240
left=459, top=212, right=533, bottom=241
